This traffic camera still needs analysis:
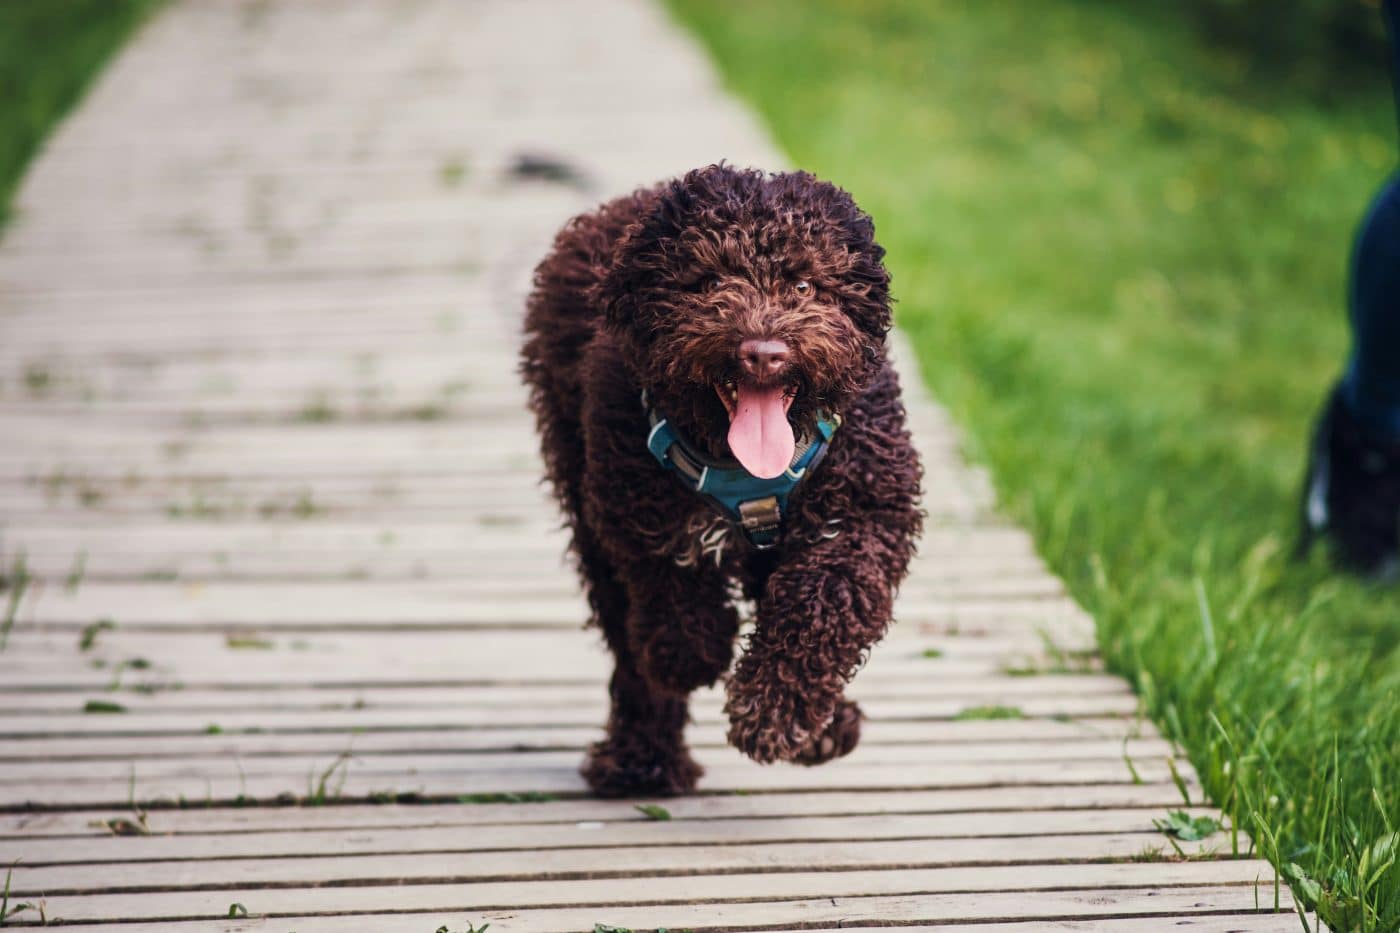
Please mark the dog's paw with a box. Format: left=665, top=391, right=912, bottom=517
left=640, top=626, right=733, bottom=696
left=580, top=737, right=702, bottom=798
left=724, top=678, right=837, bottom=765
left=793, top=698, right=862, bottom=766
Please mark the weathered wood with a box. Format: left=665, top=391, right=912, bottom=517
left=1, top=572, right=1063, bottom=611
left=0, top=631, right=1092, bottom=690
left=9, top=806, right=1224, bottom=865
left=0, top=784, right=1208, bottom=838
left=5, top=888, right=1294, bottom=933
left=1, top=864, right=1286, bottom=924
left=0, top=682, right=1135, bottom=723
left=0, top=547, right=1048, bottom=587
left=0, top=712, right=1137, bottom=754
left=38, top=916, right=1308, bottom=933
left=0, top=672, right=1134, bottom=710
left=0, top=741, right=1176, bottom=791
left=3, top=835, right=1243, bottom=894
left=0, top=763, right=1191, bottom=810
left=0, top=694, right=1146, bottom=739
left=0, top=650, right=1077, bottom=690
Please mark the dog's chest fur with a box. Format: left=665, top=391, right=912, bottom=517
left=662, top=505, right=737, bottom=569
left=654, top=491, right=845, bottom=608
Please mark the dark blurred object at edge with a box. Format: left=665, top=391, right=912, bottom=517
left=1173, top=0, right=1389, bottom=94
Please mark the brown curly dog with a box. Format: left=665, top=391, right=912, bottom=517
left=521, top=164, right=922, bottom=797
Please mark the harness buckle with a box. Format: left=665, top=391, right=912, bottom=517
left=737, top=496, right=783, bottom=549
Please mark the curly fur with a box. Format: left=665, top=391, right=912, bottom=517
left=521, top=164, right=922, bottom=797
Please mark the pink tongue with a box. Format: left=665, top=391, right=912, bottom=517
left=728, top=385, right=795, bottom=479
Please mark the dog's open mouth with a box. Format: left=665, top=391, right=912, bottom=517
left=717, top=382, right=797, bottom=479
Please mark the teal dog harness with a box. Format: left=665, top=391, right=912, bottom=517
left=643, top=393, right=840, bottom=549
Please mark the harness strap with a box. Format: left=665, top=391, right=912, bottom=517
left=643, top=394, right=839, bottom=549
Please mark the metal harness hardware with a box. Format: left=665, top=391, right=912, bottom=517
left=642, top=392, right=839, bottom=549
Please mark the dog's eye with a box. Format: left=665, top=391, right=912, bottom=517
left=697, top=275, right=721, bottom=294
left=793, top=279, right=813, bottom=297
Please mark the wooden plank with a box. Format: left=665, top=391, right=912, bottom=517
left=27, top=913, right=1304, bottom=924
left=0, top=674, right=1136, bottom=711
left=4, top=888, right=1297, bottom=931
left=0, top=498, right=993, bottom=526
left=8, top=806, right=1224, bottom=864
left=0, top=550, right=1056, bottom=589
left=0, top=760, right=1186, bottom=809
left=2, top=524, right=1033, bottom=553
left=0, top=784, right=1209, bottom=838
left=0, top=685, right=1134, bottom=722
left=0, top=642, right=1081, bottom=683
left=0, top=637, right=1092, bottom=689
left=3, top=526, right=1028, bottom=557
left=5, top=571, right=1080, bottom=613
left=0, top=739, right=1177, bottom=788
left=2, top=575, right=595, bottom=609
left=1, top=835, right=1244, bottom=894
left=0, top=640, right=1070, bottom=677
left=2, top=741, right=1165, bottom=788
left=1, top=415, right=968, bottom=454
left=9, top=864, right=1289, bottom=926
left=2, top=576, right=1065, bottom=619
left=4, top=612, right=1091, bottom=639
left=35, top=916, right=1309, bottom=933
left=0, top=720, right=1142, bottom=764
left=0, top=695, right=1146, bottom=739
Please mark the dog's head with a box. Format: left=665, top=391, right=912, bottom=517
left=597, top=164, right=891, bottom=478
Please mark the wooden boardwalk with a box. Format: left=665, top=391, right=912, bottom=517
left=0, top=1, right=1305, bottom=929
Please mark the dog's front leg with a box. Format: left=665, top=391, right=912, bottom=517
left=725, top=530, right=902, bottom=764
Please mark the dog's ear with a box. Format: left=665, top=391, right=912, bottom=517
left=592, top=219, right=644, bottom=336
left=815, top=179, right=893, bottom=342
left=771, top=171, right=892, bottom=343
left=838, top=240, right=892, bottom=343
left=591, top=173, right=700, bottom=340
left=593, top=213, right=677, bottom=351
left=846, top=219, right=892, bottom=338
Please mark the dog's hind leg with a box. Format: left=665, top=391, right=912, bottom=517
left=581, top=655, right=701, bottom=798
left=576, top=534, right=704, bottom=797
left=563, top=517, right=700, bottom=797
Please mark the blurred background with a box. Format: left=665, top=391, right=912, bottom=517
left=2, top=0, right=1398, bottom=928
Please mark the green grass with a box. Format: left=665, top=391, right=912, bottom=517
left=666, top=1, right=1400, bottom=928
left=635, top=803, right=674, bottom=821
left=953, top=704, right=1025, bottom=721
left=0, top=0, right=164, bottom=228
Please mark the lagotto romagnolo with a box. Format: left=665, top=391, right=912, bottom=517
left=521, top=164, right=923, bottom=797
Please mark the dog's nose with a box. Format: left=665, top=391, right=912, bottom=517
left=738, top=339, right=790, bottom=379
